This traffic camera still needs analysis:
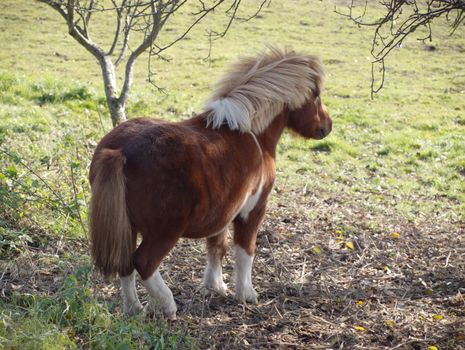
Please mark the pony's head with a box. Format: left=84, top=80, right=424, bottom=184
left=287, top=94, right=332, bottom=140
left=205, top=47, right=331, bottom=138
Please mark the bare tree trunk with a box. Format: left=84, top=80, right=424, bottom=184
left=37, top=0, right=132, bottom=127
left=37, top=0, right=267, bottom=126
left=100, top=56, right=126, bottom=126
left=108, top=99, right=126, bottom=127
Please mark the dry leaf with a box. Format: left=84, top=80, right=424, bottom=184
left=390, top=232, right=401, bottom=239
left=345, top=241, right=354, bottom=250
left=386, top=320, right=395, bottom=328
left=353, top=325, right=366, bottom=332
left=432, top=314, right=444, bottom=321
left=313, top=246, right=322, bottom=255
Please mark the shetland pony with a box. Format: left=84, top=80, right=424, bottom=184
left=89, top=48, right=332, bottom=320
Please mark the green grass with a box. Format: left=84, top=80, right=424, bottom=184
left=0, top=0, right=464, bottom=348
left=0, top=266, right=192, bottom=349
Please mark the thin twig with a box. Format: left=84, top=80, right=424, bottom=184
left=70, top=163, right=87, bottom=235
left=336, top=0, right=464, bottom=96
left=0, top=148, right=68, bottom=210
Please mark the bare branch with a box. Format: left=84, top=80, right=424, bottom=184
left=120, top=1, right=163, bottom=106
left=114, top=3, right=136, bottom=66
left=37, top=0, right=106, bottom=61
left=238, top=0, right=270, bottom=23
left=153, top=1, right=224, bottom=54
left=85, top=0, right=95, bottom=24
left=211, top=0, right=242, bottom=39
left=108, top=0, right=127, bottom=56
left=0, top=148, right=68, bottom=211
left=337, top=0, right=464, bottom=96
left=37, top=0, right=267, bottom=125
left=66, top=0, right=75, bottom=31
left=37, top=0, right=68, bottom=22
left=115, top=4, right=132, bottom=66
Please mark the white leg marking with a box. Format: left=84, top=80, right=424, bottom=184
left=203, top=258, right=228, bottom=296
left=239, top=178, right=264, bottom=221
left=142, top=269, right=177, bottom=320
left=234, top=245, right=258, bottom=303
left=121, top=271, right=143, bottom=316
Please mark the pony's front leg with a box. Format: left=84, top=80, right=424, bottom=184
left=203, top=229, right=229, bottom=296
left=134, top=236, right=179, bottom=321
left=233, top=205, right=266, bottom=304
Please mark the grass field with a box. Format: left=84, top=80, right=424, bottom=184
left=1, top=0, right=464, bottom=349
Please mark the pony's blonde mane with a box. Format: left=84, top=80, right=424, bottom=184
left=205, top=47, right=326, bottom=134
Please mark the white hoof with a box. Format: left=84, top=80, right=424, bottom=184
left=123, top=301, right=144, bottom=316
left=165, top=311, right=177, bottom=322
left=203, top=280, right=229, bottom=297
left=162, top=299, right=177, bottom=321
left=235, top=286, right=258, bottom=304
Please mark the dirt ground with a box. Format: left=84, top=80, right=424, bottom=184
left=167, top=190, right=465, bottom=349
left=2, top=188, right=465, bottom=349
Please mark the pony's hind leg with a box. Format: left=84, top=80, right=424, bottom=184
left=134, top=235, right=180, bottom=321
left=203, top=229, right=229, bottom=296
left=143, top=269, right=177, bottom=321
left=120, top=229, right=142, bottom=316
left=120, top=270, right=143, bottom=316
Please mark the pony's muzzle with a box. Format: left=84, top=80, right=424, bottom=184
left=319, top=118, right=332, bottom=139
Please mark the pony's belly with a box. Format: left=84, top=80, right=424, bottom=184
left=182, top=203, right=241, bottom=239
left=182, top=179, right=264, bottom=239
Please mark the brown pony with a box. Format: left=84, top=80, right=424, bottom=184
left=89, top=48, right=332, bottom=320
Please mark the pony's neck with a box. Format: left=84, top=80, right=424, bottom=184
left=188, top=111, right=288, bottom=159
left=257, top=110, right=289, bottom=159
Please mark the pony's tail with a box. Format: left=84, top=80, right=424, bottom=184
left=89, top=148, right=134, bottom=278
